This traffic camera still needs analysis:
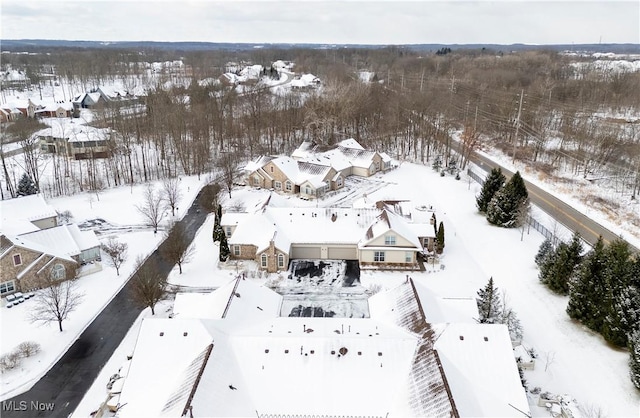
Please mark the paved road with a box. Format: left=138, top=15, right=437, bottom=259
left=2, top=189, right=209, bottom=418
left=463, top=147, right=638, bottom=252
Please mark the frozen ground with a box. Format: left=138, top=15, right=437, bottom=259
left=69, top=161, right=639, bottom=417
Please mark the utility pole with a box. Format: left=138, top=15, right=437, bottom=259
left=513, top=89, right=524, bottom=164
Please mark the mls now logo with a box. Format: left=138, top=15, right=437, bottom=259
left=2, top=401, right=55, bottom=411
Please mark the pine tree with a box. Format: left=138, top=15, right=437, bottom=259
left=602, top=239, right=634, bottom=347
left=215, top=204, right=222, bottom=228
left=476, top=168, right=505, bottom=213
left=540, top=232, right=583, bottom=295
left=219, top=231, right=230, bottom=262
left=476, top=277, right=502, bottom=324
left=535, top=239, right=554, bottom=267
left=567, top=236, right=607, bottom=331
left=629, top=329, right=640, bottom=389
left=435, top=221, right=445, bottom=254
left=17, top=173, right=38, bottom=196
left=486, top=171, right=529, bottom=228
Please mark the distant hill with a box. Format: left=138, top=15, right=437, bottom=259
left=1, top=39, right=639, bottom=54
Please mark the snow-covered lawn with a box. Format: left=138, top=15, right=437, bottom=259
left=70, top=162, right=638, bottom=417
left=0, top=176, right=207, bottom=400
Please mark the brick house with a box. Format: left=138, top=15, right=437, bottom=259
left=0, top=234, right=78, bottom=296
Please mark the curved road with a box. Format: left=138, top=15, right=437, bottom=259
left=465, top=148, right=638, bottom=252
left=2, top=189, right=209, bottom=418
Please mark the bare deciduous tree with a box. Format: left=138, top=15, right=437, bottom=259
left=216, top=151, right=239, bottom=198
left=162, top=177, right=182, bottom=217
left=101, top=237, right=129, bottom=276
left=136, top=184, right=166, bottom=232
left=130, top=256, right=167, bottom=315
left=29, top=266, right=84, bottom=332
left=161, top=221, right=195, bottom=274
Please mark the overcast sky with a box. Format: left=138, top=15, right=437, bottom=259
left=2, top=1, right=639, bottom=45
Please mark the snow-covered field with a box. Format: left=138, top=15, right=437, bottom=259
left=63, top=162, right=640, bottom=417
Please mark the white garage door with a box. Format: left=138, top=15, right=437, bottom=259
left=291, top=246, right=321, bottom=259
left=328, top=246, right=358, bottom=260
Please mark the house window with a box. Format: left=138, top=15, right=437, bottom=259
left=51, top=264, right=66, bottom=280
left=253, top=176, right=260, bottom=186
left=374, top=251, right=385, bottom=262
left=270, top=166, right=274, bottom=173
left=384, top=235, right=396, bottom=246
left=285, top=181, right=292, bottom=191
left=375, top=160, right=380, bottom=170
left=336, top=176, right=343, bottom=187
left=0, top=280, right=15, bottom=295
left=225, top=226, right=232, bottom=237
left=405, top=252, right=413, bottom=263
left=234, top=246, right=240, bottom=256
left=274, top=181, right=282, bottom=190
left=305, top=186, right=312, bottom=195
left=277, top=253, right=285, bottom=268
left=261, top=254, right=268, bottom=268
left=13, top=254, right=22, bottom=266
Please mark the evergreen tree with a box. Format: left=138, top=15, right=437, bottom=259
left=435, top=221, right=445, bottom=254
left=212, top=223, right=225, bottom=243
left=219, top=232, right=230, bottom=262
left=215, top=204, right=222, bottom=228
left=17, top=173, right=38, bottom=196
left=602, top=239, right=634, bottom=347
left=539, top=232, right=583, bottom=295
left=629, top=329, right=640, bottom=389
left=476, top=168, right=505, bottom=213
left=486, top=171, right=529, bottom=228
left=534, top=239, right=554, bottom=267
left=476, top=277, right=502, bottom=324
left=567, top=236, right=607, bottom=331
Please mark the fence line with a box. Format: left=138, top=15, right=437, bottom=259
left=467, top=168, right=564, bottom=247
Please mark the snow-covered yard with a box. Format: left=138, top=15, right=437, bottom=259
left=0, top=176, right=208, bottom=400
left=66, top=161, right=639, bottom=417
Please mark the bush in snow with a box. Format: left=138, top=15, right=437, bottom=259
left=16, top=341, right=41, bottom=358
left=0, top=352, right=22, bottom=372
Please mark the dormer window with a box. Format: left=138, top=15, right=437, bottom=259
left=384, top=235, right=396, bottom=246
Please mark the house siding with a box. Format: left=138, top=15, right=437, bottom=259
left=0, top=246, right=77, bottom=293
left=31, top=216, right=58, bottom=230
left=366, top=231, right=416, bottom=248
left=229, top=244, right=257, bottom=260
left=257, top=241, right=289, bottom=273
left=262, top=162, right=296, bottom=193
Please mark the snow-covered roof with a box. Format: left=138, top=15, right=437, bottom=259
left=17, top=224, right=99, bottom=258
left=219, top=211, right=249, bottom=227
left=434, top=323, right=530, bottom=417
left=337, top=138, right=365, bottom=150
left=362, top=209, right=423, bottom=250
left=119, top=276, right=529, bottom=418
left=229, top=207, right=381, bottom=253
left=0, top=194, right=58, bottom=233
left=173, top=277, right=282, bottom=322
left=412, top=280, right=479, bottom=324
left=5, top=233, right=75, bottom=263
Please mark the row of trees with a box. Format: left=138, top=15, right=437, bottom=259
left=535, top=234, right=640, bottom=388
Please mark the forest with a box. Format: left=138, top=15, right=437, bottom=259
left=1, top=45, right=639, bottom=213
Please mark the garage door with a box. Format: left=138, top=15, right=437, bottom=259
left=328, top=246, right=358, bottom=260
left=291, top=245, right=321, bottom=259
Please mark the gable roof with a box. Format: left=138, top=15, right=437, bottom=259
left=0, top=194, right=57, bottom=225
left=17, top=224, right=100, bottom=258
left=362, top=209, right=423, bottom=250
